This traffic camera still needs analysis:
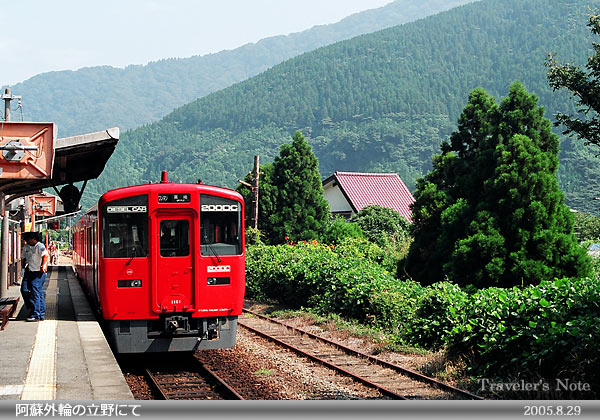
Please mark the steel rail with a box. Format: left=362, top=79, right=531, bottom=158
left=238, top=318, right=407, bottom=400
left=242, top=308, right=482, bottom=400
left=198, top=360, right=245, bottom=400
left=144, top=368, right=170, bottom=400
left=144, top=358, right=245, bottom=400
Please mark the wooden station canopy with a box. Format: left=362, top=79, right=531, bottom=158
left=0, top=126, right=119, bottom=197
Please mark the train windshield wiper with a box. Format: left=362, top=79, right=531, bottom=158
left=125, top=246, right=136, bottom=266
left=204, top=234, right=222, bottom=263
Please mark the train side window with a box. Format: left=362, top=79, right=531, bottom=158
left=200, top=194, right=242, bottom=256
left=102, top=195, right=148, bottom=258
left=160, top=220, right=189, bottom=257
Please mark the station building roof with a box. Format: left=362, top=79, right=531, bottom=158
left=0, top=127, right=119, bottom=196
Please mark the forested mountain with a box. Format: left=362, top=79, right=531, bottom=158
left=1, top=0, right=475, bottom=137
left=88, top=0, right=600, bottom=213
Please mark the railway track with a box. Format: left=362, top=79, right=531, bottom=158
left=143, top=356, right=244, bottom=400
left=239, top=309, right=482, bottom=400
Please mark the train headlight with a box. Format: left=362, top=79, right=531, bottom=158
left=207, top=277, right=230, bottom=285
left=118, top=279, right=143, bottom=288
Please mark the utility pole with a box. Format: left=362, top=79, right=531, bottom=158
left=237, top=155, right=261, bottom=230
left=0, top=88, right=20, bottom=297
left=2, top=87, right=21, bottom=122
left=3, top=87, right=11, bottom=121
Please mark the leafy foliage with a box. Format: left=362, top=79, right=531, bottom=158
left=84, top=0, right=600, bottom=216
left=244, top=227, right=264, bottom=245
left=245, top=241, right=397, bottom=319
left=406, top=82, right=592, bottom=287
left=448, top=278, right=600, bottom=393
left=547, top=12, right=600, bottom=150
left=573, top=211, right=600, bottom=242
left=350, top=205, right=410, bottom=247
left=268, top=131, right=330, bottom=243
left=245, top=240, right=600, bottom=394
left=320, top=216, right=365, bottom=245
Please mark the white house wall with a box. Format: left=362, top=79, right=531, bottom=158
left=323, top=183, right=354, bottom=214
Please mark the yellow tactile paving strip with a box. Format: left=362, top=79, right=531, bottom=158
left=20, top=269, right=58, bottom=400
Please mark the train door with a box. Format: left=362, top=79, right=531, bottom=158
left=154, top=214, right=194, bottom=312
left=92, top=219, right=99, bottom=303
left=86, top=225, right=92, bottom=290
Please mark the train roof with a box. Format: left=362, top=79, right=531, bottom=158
left=80, top=182, right=242, bottom=219
left=99, top=181, right=243, bottom=204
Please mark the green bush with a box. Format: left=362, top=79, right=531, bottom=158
left=246, top=242, right=600, bottom=392
left=245, top=242, right=333, bottom=306
left=410, top=282, right=468, bottom=350
left=320, top=216, right=364, bottom=245
left=368, top=280, right=424, bottom=333
left=447, top=277, right=600, bottom=391
left=573, top=211, right=600, bottom=242
left=245, top=241, right=397, bottom=319
left=334, top=237, right=400, bottom=274
left=350, top=205, right=410, bottom=247
left=245, top=227, right=263, bottom=245
left=312, top=254, right=394, bottom=319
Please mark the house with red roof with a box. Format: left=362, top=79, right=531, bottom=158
left=322, top=172, right=415, bottom=222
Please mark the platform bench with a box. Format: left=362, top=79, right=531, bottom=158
left=0, top=297, right=20, bottom=331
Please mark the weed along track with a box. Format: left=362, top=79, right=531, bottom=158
left=239, top=309, right=482, bottom=400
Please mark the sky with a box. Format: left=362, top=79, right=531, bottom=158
left=0, top=0, right=393, bottom=86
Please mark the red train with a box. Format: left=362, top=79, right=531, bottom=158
left=73, top=172, right=245, bottom=353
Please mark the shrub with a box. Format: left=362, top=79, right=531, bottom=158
left=246, top=242, right=600, bottom=393
left=312, top=254, right=395, bottom=319
left=573, top=211, right=600, bottom=242
left=409, top=282, right=468, bottom=350
left=245, top=241, right=398, bottom=319
left=321, top=216, right=364, bottom=245
left=368, top=280, right=424, bottom=334
left=245, top=227, right=263, bottom=245
left=351, top=205, right=410, bottom=247
left=447, top=277, right=600, bottom=392
left=334, top=237, right=400, bottom=274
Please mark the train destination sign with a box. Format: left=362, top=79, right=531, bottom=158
left=107, top=205, right=147, bottom=213
left=158, top=194, right=190, bottom=203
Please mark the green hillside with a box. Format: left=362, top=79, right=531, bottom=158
left=91, top=0, right=600, bottom=213
left=2, top=0, right=474, bottom=137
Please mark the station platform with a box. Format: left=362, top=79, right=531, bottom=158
left=0, top=264, right=133, bottom=400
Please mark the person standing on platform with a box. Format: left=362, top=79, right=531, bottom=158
left=23, top=232, right=49, bottom=322
left=49, top=241, right=59, bottom=265
left=20, top=233, right=34, bottom=313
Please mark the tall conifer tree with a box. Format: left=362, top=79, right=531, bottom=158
left=406, top=82, right=591, bottom=288
left=269, top=131, right=330, bottom=242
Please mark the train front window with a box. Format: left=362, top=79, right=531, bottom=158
left=200, top=195, right=242, bottom=256
left=160, top=220, right=190, bottom=257
left=102, top=195, right=148, bottom=258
